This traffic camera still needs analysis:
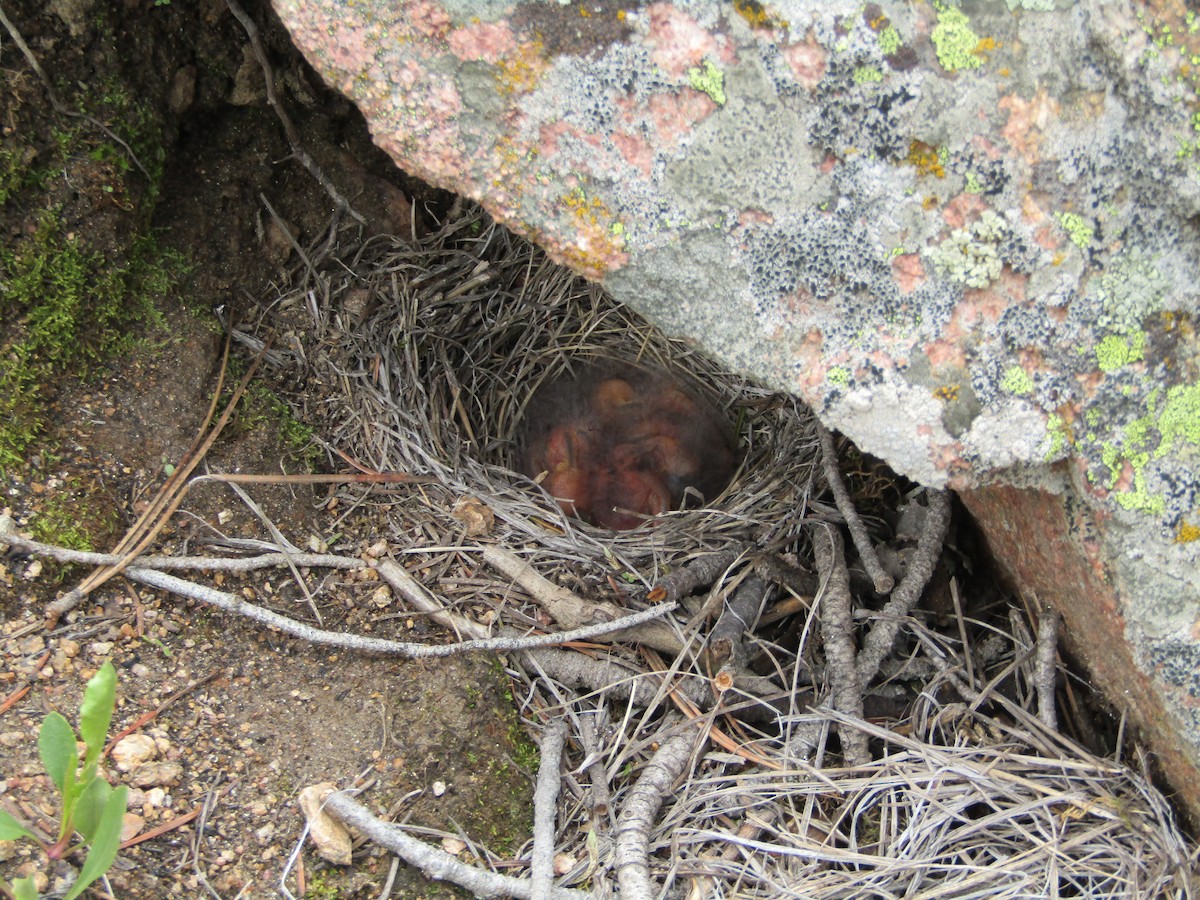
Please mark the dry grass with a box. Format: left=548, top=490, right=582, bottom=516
left=244, top=206, right=1198, bottom=898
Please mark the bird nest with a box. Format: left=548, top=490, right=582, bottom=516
left=243, top=207, right=1195, bottom=898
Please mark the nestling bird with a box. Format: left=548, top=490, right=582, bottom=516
left=518, top=363, right=737, bottom=530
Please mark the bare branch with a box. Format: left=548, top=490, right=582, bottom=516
left=531, top=720, right=567, bottom=897
left=856, top=488, right=952, bottom=685
left=481, top=546, right=684, bottom=655
left=811, top=524, right=870, bottom=767
left=1035, top=602, right=1061, bottom=731
left=322, top=790, right=585, bottom=899
left=124, top=566, right=677, bottom=658
left=816, top=420, right=894, bottom=594
left=646, top=546, right=750, bottom=603
left=615, top=726, right=702, bottom=900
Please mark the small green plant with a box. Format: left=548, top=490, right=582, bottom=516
left=0, top=661, right=129, bottom=900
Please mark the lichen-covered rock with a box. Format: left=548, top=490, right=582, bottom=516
left=272, top=0, right=1200, bottom=815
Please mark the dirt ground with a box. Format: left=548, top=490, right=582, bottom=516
left=1, top=1, right=537, bottom=896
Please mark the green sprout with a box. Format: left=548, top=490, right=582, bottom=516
left=0, top=661, right=129, bottom=900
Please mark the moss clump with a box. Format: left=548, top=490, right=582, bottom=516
left=0, top=216, right=182, bottom=473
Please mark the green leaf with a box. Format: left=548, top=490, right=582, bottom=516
left=64, top=785, right=127, bottom=900
left=78, top=660, right=118, bottom=770
left=39, top=711, right=77, bottom=795
left=10, top=875, right=41, bottom=900
left=73, top=774, right=113, bottom=842
left=0, top=808, right=36, bottom=841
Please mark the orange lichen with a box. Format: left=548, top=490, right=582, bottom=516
left=496, top=40, right=548, bottom=96
left=734, top=0, right=789, bottom=30
left=907, top=140, right=945, bottom=178
left=934, top=384, right=960, bottom=402
left=1177, top=520, right=1200, bottom=543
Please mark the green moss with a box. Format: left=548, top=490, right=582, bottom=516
left=931, top=8, right=983, bottom=72
left=1055, top=211, right=1093, bottom=249
left=688, top=59, right=726, bottom=105
left=1095, top=332, right=1145, bottom=371
left=1155, top=383, right=1200, bottom=457
left=878, top=24, right=902, bottom=55
left=0, top=217, right=181, bottom=473
left=1001, top=365, right=1032, bottom=395
left=853, top=66, right=884, bottom=85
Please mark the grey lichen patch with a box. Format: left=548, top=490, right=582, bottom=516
left=666, top=59, right=822, bottom=219
left=1093, top=249, right=1168, bottom=336
left=925, top=210, right=1008, bottom=288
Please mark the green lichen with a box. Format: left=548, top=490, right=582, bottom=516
left=1155, top=383, right=1200, bottom=457
left=1044, top=413, right=1070, bottom=461
left=827, top=366, right=850, bottom=387
left=688, top=59, right=726, bottom=105
left=925, top=210, right=1007, bottom=288
left=1056, top=212, right=1093, bottom=249
left=878, top=25, right=902, bottom=55
left=1095, top=331, right=1145, bottom=371
left=853, top=66, right=884, bottom=85
left=964, top=171, right=983, bottom=193
left=1095, top=250, right=1167, bottom=336
left=931, top=8, right=983, bottom=72
left=1001, top=365, right=1033, bottom=395
left=1113, top=463, right=1165, bottom=515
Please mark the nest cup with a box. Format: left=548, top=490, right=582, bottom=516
left=272, top=210, right=820, bottom=576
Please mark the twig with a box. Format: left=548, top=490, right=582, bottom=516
left=119, top=806, right=202, bottom=850
left=376, top=559, right=489, bottom=640
left=707, top=574, right=770, bottom=668
left=816, top=420, right=893, bottom=594
left=0, top=528, right=368, bottom=574
left=322, top=790, right=585, bottom=899
left=855, top=488, right=951, bottom=685
left=531, top=720, right=567, bottom=898
left=811, top=524, right=870, bottom=767
left=577, top=714, right=611, bottom=819
left=614, top=726, right=702, bottom=900
left=123, top=565, right=677, bottom=658
left=646, top=546, right=750, bottom=603
left=481, top=546, right=684, bottom=655
left=521, top=648, right=708, bottom=708
left=224, top=0, right=367, bottom=225
left=1035, top=601, right=1060, bottom=731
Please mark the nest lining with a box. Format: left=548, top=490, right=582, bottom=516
left=270, top=210, right=821, bottom=579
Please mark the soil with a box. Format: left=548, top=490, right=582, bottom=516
left=1, top=1, right=535, bottom=897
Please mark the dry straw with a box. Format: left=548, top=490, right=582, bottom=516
left=251, top=207, right=1196, bottom=898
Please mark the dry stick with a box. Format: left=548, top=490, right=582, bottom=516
left=815, top=419, right=894, bottom=594
left=519, top=647, right=708, bottom=708
left=577, top=715, right=612, bottom=818
left=614, top=727, right=703, bottom=900
left=224, top=0, right=366, bottom=225
left=646, top=545, right=750, bottom=603
left=531, top=720, right=568, bottom=898
left=0, top=529, right=368, bottom=574
left=377, top=559, right=489, bottom=640
left=481, top=546, right=684, bottom=655
left=322, top=791, right=585, bottom=900
left=707, top=574, right=770, bottom=668
left=0, top=4, right=150, bottom=180
left=1035, top=602, right=1061, bottom=731
left=855, top=488, right=952, bottom=686
left=123, top=566, right=677, bottom=658
left=811, top=524, right=870, bottom=767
